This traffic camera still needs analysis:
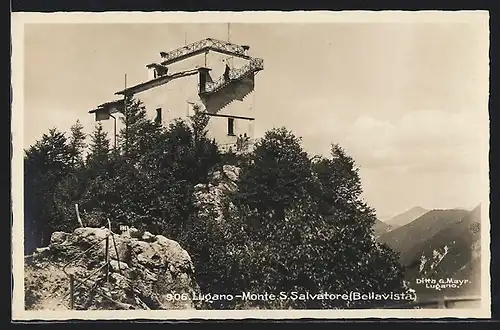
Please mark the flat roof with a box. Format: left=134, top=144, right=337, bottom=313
left=114, top=68, right=199, bottom=96
left=89, top=99, right=124, bottom=114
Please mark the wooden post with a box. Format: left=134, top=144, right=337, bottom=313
left=69, top=274, right=75, bottom=310
left=437, top=297, right=446, bottom=309
left=105, top=236, right=110, bottom=283
left=112, top=234, right=122, bottom=274
left=75, top=203, right=83, bottom=227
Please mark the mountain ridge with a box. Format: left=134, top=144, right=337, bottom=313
left=373, top=219, right=393, bottom=237
left=377, top=205, right=481, bottom=301
left=383, top=206, right=429, bottom=228
left=377, top=208, right=470, bottom=264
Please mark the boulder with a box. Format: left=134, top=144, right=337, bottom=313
left=141, top=231, right=156, bottom=243
left=25, top=226, right=200, bottom=311
left=129, top=227, right=142, bottom=239
left=50, top=232, right=69, bottom=245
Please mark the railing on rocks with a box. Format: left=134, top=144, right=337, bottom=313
left=61, top=219, right=125, bottom=310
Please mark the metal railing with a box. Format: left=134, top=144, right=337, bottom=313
left=202, top=58, right=264, bottom=96
left=160, top=38, right=251, bottom=65
left=218, top=137, right=256, bottom=153
left=61, top=219, right=124, bottom=310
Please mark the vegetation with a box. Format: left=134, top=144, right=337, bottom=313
left=24, top=98, right=407, bottom=309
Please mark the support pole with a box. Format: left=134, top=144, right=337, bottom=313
left=114, top=114, right=117, bottom=150
left=69, top=274, right=75, bottom=310
left=110, top=114, right=117, bottom=151
left=227, top=23, right=233, bottom=67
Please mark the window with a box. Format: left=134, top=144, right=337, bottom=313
left=155, top=108, right=162, bottom=124
left=227, top=118, right=235, bottom=136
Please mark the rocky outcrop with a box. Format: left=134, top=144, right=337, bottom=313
left=194, top=165, right=240, bottom=222
left=25, top=227, right=200, bottom=311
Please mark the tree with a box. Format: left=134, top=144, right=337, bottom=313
left=86, top=122, right=111, bottom=176
left=91, top=97, right=160, bottom=230
left=68, top=120, right=86, bottom=168
left=189, top=108, right=221, bottom=185
left=308, top=144, right=407, bottom=307
left=24, top=128, right=73, bottom=251
left=94, top=98, right=218, bottom=237
left=119, top=97, right=160, bottom=165
left=78, top=122, right=115, bottom=227
left=139, top=114, right=218, bottom=239
left=203, top=130, right=407, bottom=309
left=192, top=128, right=319, bottom=307
left=52, top=121, right=88, bottom=228
left=312, top=144, right=364, bottom=214
left=233, top=127, right=312, bottom=236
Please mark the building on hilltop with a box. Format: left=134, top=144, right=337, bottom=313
left=89, top=37, right=264, bottom=153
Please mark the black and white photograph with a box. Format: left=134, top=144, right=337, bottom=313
left=11, top=11, right=490, bottom=320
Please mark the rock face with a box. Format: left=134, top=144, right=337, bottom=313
left=25, top=227, right=200, bottom=311
left=194, top=165, right=241, bottom=222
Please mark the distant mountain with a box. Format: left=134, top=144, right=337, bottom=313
left=384, top=206, right=429, bottom=228
left=373, top=219, right=393, bottom=237
left=378, top=206, right=481, bottom=300
left=408, top=205, right=481, bottom=297
left=378, top=208, right=470, bottom=265
left=377, top=214, right=393, bottom=223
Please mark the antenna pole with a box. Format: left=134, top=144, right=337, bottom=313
left=110, top=114, right=117, bottom=150
left=227, top=23, right=233, bottom=67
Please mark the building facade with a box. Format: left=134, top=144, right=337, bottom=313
left=90, top=38, right=264, bottom=152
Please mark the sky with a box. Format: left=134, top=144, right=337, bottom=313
left=22, top=18, right=489, bottom=218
